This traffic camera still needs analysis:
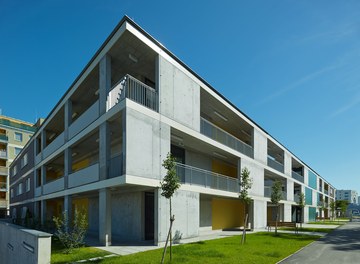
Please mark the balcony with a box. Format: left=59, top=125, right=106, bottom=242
left=43, top=177, right=64, bottom=195
left=292, top=171, right=304, bottom=183
left=107, top=74, right=158, bottom=112
left=175, top=163, right=239, bottom=193
left=0, top=200, right=7, bottom=208
left=68, top=163, right=99, bottom=188
left=0, top=134, right=8, bottom=142
left=294, top=193, right=300, bottom=203
left=267, top=157, right=284, bottom=173
left=0, top=167, right=7, bottom=175
left=0, top=182, right=6, bottom=191
left=200, top=117, right=253, bottom=158
left=0, top=150, right=7, bottom=159
left=324, top=190, right=329, bottom=195
left=264, top=186, right=287, bottom=200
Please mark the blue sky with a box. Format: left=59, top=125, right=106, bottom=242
left=1, top=1, right=360, bottom=193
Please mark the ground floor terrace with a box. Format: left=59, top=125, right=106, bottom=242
left=10, top=186, right=322, bottom=246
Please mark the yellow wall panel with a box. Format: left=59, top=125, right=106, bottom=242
left=212, top=198, right=244, bottom=230
left=212, top=159, right=237, bottom=178
left=72, top=159, right=90, bottom=172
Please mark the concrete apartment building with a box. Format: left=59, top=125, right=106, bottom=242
left=10, top=16, right=335, bottom=246
left=336, top=190, right=358, bottom=204
left=0, top=115, right=35, bottom=217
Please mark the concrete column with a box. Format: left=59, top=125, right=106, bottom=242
left=64, top=148, right=71, bottom=189
left=64, top=195, right=72, bottom=223
left=99, top=54, right=111, bottom=115
left=121, top=109, right=126, bottom=175
left=64, top=100, right=72, bottom=141
left=284, top=152, right=292, bottom=177
left=41, top=165, right=46, bottom=190
left=99, top=122, right=110, bottom=180
left=283, top=203, right=292, bottom=222
left=99, top=188, right=111, bottom=246
left=286, top=179, right=294, bottom=201
left=41, top=130, right=46, bottom=157
left=40, top=199, right=46, bottom=225
left=252, top=199, right=267, bottom=229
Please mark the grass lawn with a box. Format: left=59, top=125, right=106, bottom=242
left=279, top=227, right=335, bottom=233
left=85, top=232, right=319, bottom=264
left=307, top=221, right=346, bottom=225
left=51, top=238, right=111, bottom=264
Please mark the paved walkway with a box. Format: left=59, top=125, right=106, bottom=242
left=86, top=224, right=332, bottom=256
left=280, top=221, right=360, bottom=264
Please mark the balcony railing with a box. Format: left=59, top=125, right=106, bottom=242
left=0, top=182, right=6, bottom=191
left=0, top=200, right=7, bottom=208
left=0, top=150, right=6, bottom=159
left=0, top=134, right=8, bottom=141
left=175, top=163, right=239, bottom=193
left=294, top=193, right=300, bottom=203
left=267, top=157, right=284, bottom=173
left=107, top=74, right=158, bottom=112
left=292, top=171, right=304, bottom=183
left=264, top=186, right=287, bottom=200
left=324, top=189, right=329, bottom=195
left=200, top=117, right=253, bottom=158
left=0, top=167, right=7, bottom=175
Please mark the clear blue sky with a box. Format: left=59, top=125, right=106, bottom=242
left=1, top=1, right=360, bottom=193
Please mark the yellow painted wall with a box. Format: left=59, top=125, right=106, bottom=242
left=212, top=159, right=237, bottom=178
left=72, top=198, right=89, bottom=220
left=46, top=200, right=63, bottom=220
left=72, top=159, right=90, bottom=172
left=212, top=198, right=244, bottom=230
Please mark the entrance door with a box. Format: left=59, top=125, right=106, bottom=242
left=145, top=192, right=154, bottom=240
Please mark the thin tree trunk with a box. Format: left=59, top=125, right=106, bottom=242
left=161, top=217, right=174, bottom=264
left=241, top=213, right=248, bottom=244
left=275, top=206, right=278, bottom=235
left=170, top=198, right=172, bottom=261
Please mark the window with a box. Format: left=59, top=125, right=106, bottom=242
left=26, top=178, right=31, bottom=192
left=18, top=183, right=23, bottom=195
left=14, top=147, right=22, bottom=156
left=13, top=165, right=17, bottom=176
left=10, top=189, right=14, bottom=198
left=14, top=132, right=23, bottom=142
left=21, top=153, right=28, bottom=168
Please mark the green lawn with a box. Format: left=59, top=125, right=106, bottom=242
left=307, top=221, right=346, bottom=225
left=279, top=227, right=335, bottom=233
left=51, top=238, right=111, bottom=264
left=85, top=232, right=319, bottom=264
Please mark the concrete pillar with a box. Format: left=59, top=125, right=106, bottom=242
left=99, top=54, right=111, bottom=115
left=252, top=199, right=267, bottom=229
left=283, top=203, right=292, bottom=222
left=121, top=109, right=126, bottom=175
left=284, top=152, right=292, bottom=177
left=286, top=179, right=294, bottom=201
left=99, top=188, right=111, bottom=246
left=64, top=195, right=72, bottom=223
left=304, top=206, right=309, bottom=222
left=99, top=122, right=110, bottom=180
left=40, top=200, right=46, bottom=225
left=64, top=100, right=72, bottom=141
left=64, top=148, right=71, bottom=189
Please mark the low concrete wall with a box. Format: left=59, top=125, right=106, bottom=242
left=0, top=221, right=52, bottom=264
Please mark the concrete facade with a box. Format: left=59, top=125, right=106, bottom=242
left=10, top=16, right=336, bottom=246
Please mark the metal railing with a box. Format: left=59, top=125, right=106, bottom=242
left=175, top=163, right=239, bottom=193
left=264, top=186, right=287, bottom=200
left=324, top=189, right=329, bottom=195
left=0, top=150, right=6, bottom=159
left=0, top=134, right=8, bottom=141
left=200, top=117, right=253, bottom=158
left=267, top=157, right=284, bottom=173
left=292, top=171, right=304, bottom=183
left=108, top=74, right=158, bottom=112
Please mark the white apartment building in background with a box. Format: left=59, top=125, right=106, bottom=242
left=10, top=16, right=336, bottom=246
left=336, top=190, right=358, bottom=204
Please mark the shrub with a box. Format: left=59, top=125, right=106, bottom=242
left=53, top=210, right=88, bottom=254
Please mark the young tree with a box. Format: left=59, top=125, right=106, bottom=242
left=271, top=180, right=282, bottom=236
left=53, top=210, right=88, bottom=254
left=296, top=192, right=305, bottom=229
left=336, top=200, right=349, bottom=217
left=160, top=153, right=180, bottom=263
left=330, top=201, right=336, bottom=220
left=239, top=167, right=252, bottom=245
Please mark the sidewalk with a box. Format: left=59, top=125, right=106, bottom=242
left=88, top=223, right=335, bottom=256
